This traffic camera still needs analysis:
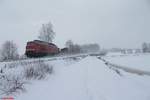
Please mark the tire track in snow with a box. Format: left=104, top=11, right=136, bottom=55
left=84, top=56, right=108, bottom=100
left=97, top=57, right=150, bottom=76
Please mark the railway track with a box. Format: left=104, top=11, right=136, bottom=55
left=0, top=54, right=91, bottom=68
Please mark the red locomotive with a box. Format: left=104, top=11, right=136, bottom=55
left=25, top=40, right=59, bottom=57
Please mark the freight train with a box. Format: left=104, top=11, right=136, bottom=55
left=25, top=40, right=59, bottom=57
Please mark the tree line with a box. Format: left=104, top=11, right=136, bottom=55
left=1, top=21, right=149, bottom=61
left=65, top=40, right=100, bottom=54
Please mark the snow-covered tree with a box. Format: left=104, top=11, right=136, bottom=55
left=0, top=41, right=19, bottom=61
left=38, top=22, right=55, bottom=43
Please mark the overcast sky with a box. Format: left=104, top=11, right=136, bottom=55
left=0, top=0, right=150, bottom=54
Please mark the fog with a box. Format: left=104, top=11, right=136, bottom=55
left=0, top=0, right=150, bottom=54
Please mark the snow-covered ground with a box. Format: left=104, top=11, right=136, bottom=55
left=1, top=54, right=150, bottom=100
left=104, top=53, right=150, bottom=71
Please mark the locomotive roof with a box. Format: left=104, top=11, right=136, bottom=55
left=28, top=40, right=57, bottom=46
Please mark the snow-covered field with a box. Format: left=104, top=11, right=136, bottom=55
left=0, top=54, right=150, bottom=100
left=104, top=53, right=150, bottom=71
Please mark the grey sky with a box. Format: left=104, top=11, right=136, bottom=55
left=0, top=0, right=150, bottom=54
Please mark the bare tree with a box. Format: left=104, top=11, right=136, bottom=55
left=65, top=40, right=81, bottom=54
left=0, top=41, right=19, bottom=61
left=65, top=40, right=74, bottom=48
left=65, top=40, right=74, bottom=53
left=38, top=22, right=55, bottom=43
left=142, top=42, right=149, bottom=53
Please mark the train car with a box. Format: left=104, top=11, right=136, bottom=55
left=25, top=40, right=59, bottom=57
left=60, top=48, right=69, bottom=54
